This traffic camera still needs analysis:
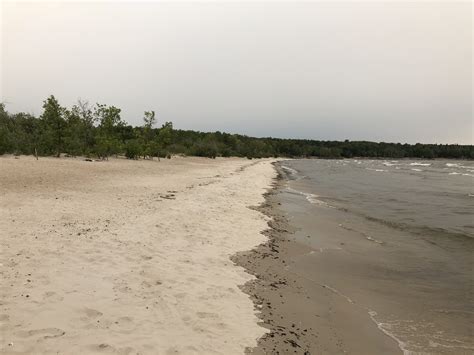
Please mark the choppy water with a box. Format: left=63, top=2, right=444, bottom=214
left=278, top=159, right=474, bottom=354
left=282, top=159, right=474, bottom=239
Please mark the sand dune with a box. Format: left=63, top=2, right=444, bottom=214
left=0, top=156, right=276, bottom=354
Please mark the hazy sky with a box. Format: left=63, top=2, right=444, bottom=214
left=1, top=1, right=472, bottom=144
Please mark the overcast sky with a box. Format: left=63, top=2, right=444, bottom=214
left=1, top=1, right=472, bottom=144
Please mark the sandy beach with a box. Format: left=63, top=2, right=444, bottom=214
left=0, top=156, right=276, bottom=354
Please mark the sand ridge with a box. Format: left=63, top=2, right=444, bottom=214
left=0, top=156, right=276, bottom=354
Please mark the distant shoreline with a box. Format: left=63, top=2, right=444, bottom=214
left=1, top=153, right=473, bottom=162
left=1, top=100, right=472, bottom=160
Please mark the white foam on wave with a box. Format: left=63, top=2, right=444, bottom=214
left=306, top=193, right=334, bottom=207
left=301, top=271, right=413, bottom=355
left=366, top=168, right=388, bottom=172
left=383, top=160, right=400, bottom=167
left=286, top=187, right=334, bottom=208
left=410, top=162, right=431, bottom=166
left=449, top=172, right=474, bottom=177
left=428, top=340, right=474, bottom=351
left=411, top=168, right=423, bottom=172
left=446, top=163, right=474, bottom=170
left=366, top=236, right=384, bottom=244
left=281, top=165, right=298, bottom=175
left=317, top=283, right=411, bottom=355
left=322, top=284, right=354, bottom=304
left=368, top=311, right=411, bottom=355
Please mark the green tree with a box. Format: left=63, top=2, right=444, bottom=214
left=40, top=95, right=66, bottom=157
left=158, top=122, right=173, bottom=147
left=143, top=111, right=156, bottom=130
left=94, top=104, right=124, bottom=159
left=142, top=110, right=156, bottom=158
left=69, top=99, right=96, bottom=155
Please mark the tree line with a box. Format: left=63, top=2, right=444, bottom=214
left=1, top=96, right=472, bottom=160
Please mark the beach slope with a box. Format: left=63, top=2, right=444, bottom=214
left=0, top=156, right=275, bottom=354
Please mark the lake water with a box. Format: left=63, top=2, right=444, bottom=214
left=283, top=159, right=473, bottom=238
left=277, top=159, right=474, bottom=354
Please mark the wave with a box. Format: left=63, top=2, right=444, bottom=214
left=382, top=160, right=400, bottom=167
left=409, top=162, right=431, bottom=166
left=368, top=311, right=410, bottom=355
left=285, top=187, right=335, bottom=208
left=447, top=163, right=474, bottom=169
left=281, top=165, right=298, bottom=175
left=366, top=168, right=388, bottom=172
left=288, top=186, right=472, bottom=238
left=362, top=214, right=473, bottom=240
left=449, top=172, right=474, bottom=177
left=280, top=164, right=305, bottom=180
left=411, top=168, right=422, bottom=172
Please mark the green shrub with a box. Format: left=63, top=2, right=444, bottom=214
left=124, top=139, right=142, bottom=159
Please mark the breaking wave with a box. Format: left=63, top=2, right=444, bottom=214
left=410, top=162, right=431, bottom=166
left=285, top=187, right=335, bottom=208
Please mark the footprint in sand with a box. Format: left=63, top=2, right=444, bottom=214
left=79, top=308, right=105, bottom=330
left=42, top=291, right=64, bottom=302
left=89, top=343, right=135, bottom=354
left=82, top=307, right=103, bottom=319
left=196, top=311, right=219, bottom=319
left=15, top=328, right=65, bottom=339
left=111, top=316, right=136, bottom=333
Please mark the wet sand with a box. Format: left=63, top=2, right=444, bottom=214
left=234, top=165, right=401, bottom=354
left=0, top=156, right=276, bottom=354
left=234, top=163, right=473, bottom=354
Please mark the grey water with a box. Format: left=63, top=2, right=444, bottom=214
left=278, top=159, right=474, bottom=354
left=283, top=159, right=474, bottom=238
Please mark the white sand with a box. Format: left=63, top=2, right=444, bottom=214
left=0, top=156, right=276, bottom=354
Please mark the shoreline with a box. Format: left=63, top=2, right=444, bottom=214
left=232, top=163, right=316, bottom=353
left=234, top=162, right=402, bottom=354
left=237, top=159, right=473, bottom=354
